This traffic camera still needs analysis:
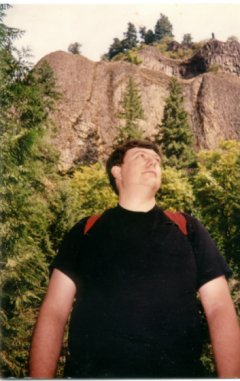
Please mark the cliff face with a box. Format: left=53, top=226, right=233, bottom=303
left=39, top=40, right=240, bottom=170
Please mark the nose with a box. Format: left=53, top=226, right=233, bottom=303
left=146, top=156, right=157, bottom=167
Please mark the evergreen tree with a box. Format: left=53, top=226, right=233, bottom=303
left=107, top=37, right=124, bottom=59
left=182, top=33, right=193, bottom=46
left=122, top=22, right=138, bottom=50
left=156, top=77, right=195, bottom=169
left=0, top=8, right=60, bottom=377
left=114, top=77, right=144, bottom=145
left=107, top=22, right=138, bottom=60
left=154, top=13, right=174, bottom=42
left=68, top=42, right=82, bottom=54
left=139, top=26, right=155, bottom=45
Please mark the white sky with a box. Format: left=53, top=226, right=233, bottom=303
left=4, top=1, right=240, bottom=64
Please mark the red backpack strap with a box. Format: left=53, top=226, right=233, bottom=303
left=84, top=210, right=187, bottom=236
left=84, top=214, right=101, bottom=235
left=164, top=211, right=188, bottom=236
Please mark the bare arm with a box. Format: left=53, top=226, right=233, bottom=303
left=29, top=269, right=76, bottom=378
left=199, top=275, right=240, bottom=378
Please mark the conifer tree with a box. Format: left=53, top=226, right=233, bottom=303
left=139, top=26, right=155, bottom=45
left=156, top=77, right=195, bottom=169
left=154, top=13, right=174, bottom=42
left=0, top=7, right=60, bottom=376
left=107, top=37, right=124, bottom=59
left=68, top=42, right=82, bottom=54
left=114, top=76, right=144, bottom=145
left=122, top=22, right=138, bottom=50
left=106, top=22, right=138, bottom=60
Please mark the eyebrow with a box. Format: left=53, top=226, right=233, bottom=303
left=131, top=149, right=161, bottom=161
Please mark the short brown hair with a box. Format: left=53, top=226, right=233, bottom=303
left=106, top=139, right=161, bottom=194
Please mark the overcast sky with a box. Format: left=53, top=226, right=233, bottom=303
left=4, top=1, right=240, bottom=64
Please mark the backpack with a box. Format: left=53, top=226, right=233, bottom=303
left=84, top=210, right=188, bottom=236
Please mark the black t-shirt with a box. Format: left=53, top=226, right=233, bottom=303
left=51, top=205, right=231, bottom=378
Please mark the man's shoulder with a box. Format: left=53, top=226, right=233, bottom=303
left=81, top=206, right=118, bottom=235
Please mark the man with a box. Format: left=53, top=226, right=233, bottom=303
left=29, top=139, right=240, bottom=378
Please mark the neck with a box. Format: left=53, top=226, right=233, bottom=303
left=118, top=193, right=156, bottom=212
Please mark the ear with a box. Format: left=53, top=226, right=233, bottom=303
left=111, top=165, right=122, bottom=182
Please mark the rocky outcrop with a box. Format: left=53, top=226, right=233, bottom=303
left=138, top=46, right=181, bottom=77
left=138, top=40, right=240, bottom=79
left=38, top=44, right=240, bottom=170
left=181, top=40, right=240, bottom=78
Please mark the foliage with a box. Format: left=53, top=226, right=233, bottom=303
left=156, top=166, right=195, bottom=213
left=124, top=50, right=142, bottom=65
left=192, top=140, right=240, bottom=274
left=104, top=12, right=204, bottom=62
left=106, top=37, right=124, bottom=60
left=181, top=33, right=193, bottom=46
left=0, top=8, right=60, bottom=377
left=155, top=77, right=195, bottom=169
left=139, top=26, right=155, bottom=45
left=208, top=64, right=223, bottom=73
left=152, top=36, right=204, bottom=60
left=0, top=5, right=23, bottom=50
left=114, top=77, right=144, bottom=146
left=105, top=22, right=138, bottom=60
left=68, top=42, right=82, bottom=55
left=154, top=13, right=174, bottom=42
left=122, top=22, right=138, bottom=51
left=111, top=49, right=142, bottom=65
left=50, top=163, right=117, bottom=240
left=139, top=13, right=174, bottom=45
left=105, top=13, right=174, bottom=61
left=155, top=35, right=174, bottom=54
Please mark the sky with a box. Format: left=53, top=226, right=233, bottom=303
left=4, top=1, right=240, bottom=64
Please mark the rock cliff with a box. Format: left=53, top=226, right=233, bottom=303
left=38, top=40, right=240, bottom=170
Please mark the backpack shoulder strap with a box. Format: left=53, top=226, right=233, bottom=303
left=84, top=213, right=101, bottom=235
left=84, top=210, right=188, bottom=236
left=164, top=210, right=188, bottom=236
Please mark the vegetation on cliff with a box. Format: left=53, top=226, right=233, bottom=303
left=102, top=13, right=206, bottom=63
left=155, top=77, right=195, bottom=169
left=114, top=76, right=145, bottom=145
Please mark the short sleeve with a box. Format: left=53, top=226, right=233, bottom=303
left=187, top=215, right=232, bottom=289
left=49, top=217, right=88, bottom=285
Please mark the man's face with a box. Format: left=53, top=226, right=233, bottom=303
left=114, top=147, right=162, bottom=195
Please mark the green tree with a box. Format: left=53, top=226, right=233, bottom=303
left=156, top=167, right=195, bottom=212
left=0, top=8, right=60, bottom=377
left=156, top=77, right=195, bottom=169
left=122, top=22, right=138, bottom=50
left=154, top=13, right=174, bottom=42
left=114, top=77, right=145, bottom=145
left=107, top=37, right=124, bottom=59
left=139, top=26, right=155, bottom=45
left=192, top=140, right=240, bottom=274
left=107, top=22, right=138, bottom=60
left=67, top=163, right=117, bottom=219
left=181, top=33, right=193, bottom=46
left=68, top=42, right=82, bottom=54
